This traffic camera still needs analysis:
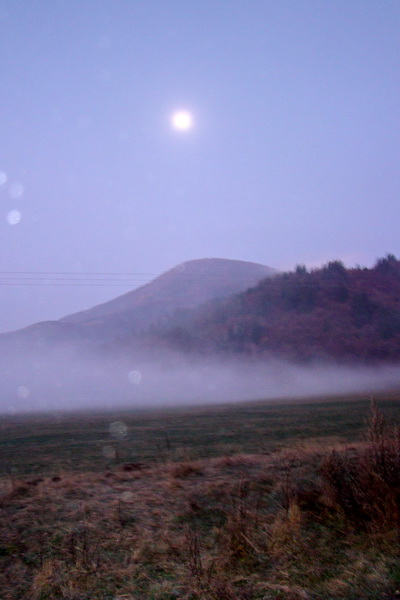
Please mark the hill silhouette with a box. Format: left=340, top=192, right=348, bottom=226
left=0, top=258, right=275, bottom=347
left=60, top=258, right=276, bottom=342
left=2, top=255, right=400, bottom=413
left=3, top=255, right=400, bottom=365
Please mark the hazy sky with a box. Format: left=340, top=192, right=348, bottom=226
left=1, top=0, right=400, bottom=332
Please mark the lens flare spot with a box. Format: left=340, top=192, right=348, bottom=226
left=128, top=370, right=142, bottom=384
left=17, top=386, right=29, bottom=399
left=102, top=445, right=117, bottom=459
left=7, top=210, right=21, bottom=225
left=109, top=421, right=128, bottom=439
left=0, top=171, right=7, bottom=186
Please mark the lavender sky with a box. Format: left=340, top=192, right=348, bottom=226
left=1, top=0, right=399, bottom=332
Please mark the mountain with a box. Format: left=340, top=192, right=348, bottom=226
left=4, top=255, right=400, bottom=365
left=0, top=257, right=277, bottom=412
left=1, top=258, right=276, bottom=347
left=2, top=255, right=400, bottom=413
left=58, top=258, right=276, bottom=342
left=156, top=255, right=400, bottom=364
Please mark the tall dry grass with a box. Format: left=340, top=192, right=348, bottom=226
left=3, top=399, right=400, bottom=599
left=321, top=399, right=400, bottom=531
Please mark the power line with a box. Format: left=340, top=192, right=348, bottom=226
left=0, top=268, right=293, bottom=289
left=0, top=277, right=153, bottom=282
left=0, top=270, right=157, bottom=287
left=0, top=282, right=145, bottom=287
left=0, top=271, right=159, bottom=276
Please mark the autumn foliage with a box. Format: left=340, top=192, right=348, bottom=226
left=160, top=254, right=400, bottom=363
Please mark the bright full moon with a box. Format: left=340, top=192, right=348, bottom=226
left=171, top=110, right=193, bottom=131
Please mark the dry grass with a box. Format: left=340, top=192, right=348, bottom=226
left=2, top=395, right=400, bottom=599
left=321, top=399, right=400, bottom=532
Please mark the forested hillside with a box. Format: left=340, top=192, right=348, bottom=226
left=158, top=255, right=400, bottom=363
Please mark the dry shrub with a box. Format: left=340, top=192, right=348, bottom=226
left=66, top=524, right=103, bottom=570
left=269, top=501, right=302, bottom=558
left=213, top=454, right=260, bottom=468
left=217, top=483, right=262, bottom=567
left=169, top=527, right=256, bottom=600
left=31, top=559, right=65, bottom=599
left=168, top=460, right=203, bottom=479
left=321, top=400, right=400, bottom=531
left=261, top=581, right=310, bottom=600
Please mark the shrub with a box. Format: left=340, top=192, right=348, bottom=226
left=321, top=400, right=400, bottom=531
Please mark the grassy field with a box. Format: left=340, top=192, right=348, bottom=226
left=1, top=392, right=400, bottom=599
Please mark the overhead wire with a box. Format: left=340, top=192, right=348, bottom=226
left=0, top=270, right=155, bottom=286
left=0, top=270, right=268, bottom=287
left=2, top=269, right=383, bottom=290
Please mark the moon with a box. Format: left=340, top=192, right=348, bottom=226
left=171, top=110, right=193, bottom=131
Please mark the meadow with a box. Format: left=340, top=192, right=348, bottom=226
left=1, top=392, right=400, bottom=599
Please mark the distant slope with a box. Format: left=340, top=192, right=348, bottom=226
left=59, top=258, right=276, bottom=342
left=1, top=258, right=276, bottom=347
left=0, top=320, right=86, bottom=349
left=158, top=255, right=400, bottom=364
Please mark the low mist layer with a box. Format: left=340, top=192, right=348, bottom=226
left=1, top=342, right=400, bottom=414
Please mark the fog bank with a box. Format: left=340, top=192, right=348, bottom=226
left=1, top=343, right=400, bottom=414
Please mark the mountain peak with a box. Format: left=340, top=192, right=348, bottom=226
left=58, top=257, right=276, bottom=341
